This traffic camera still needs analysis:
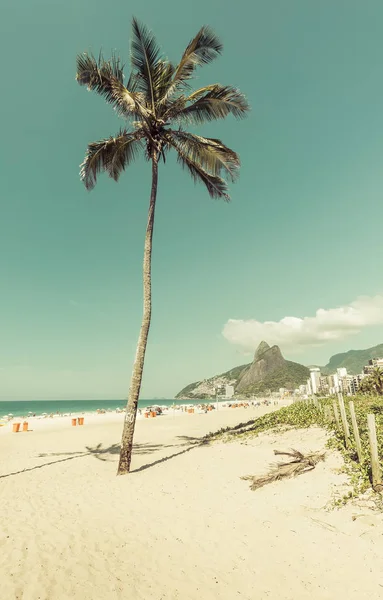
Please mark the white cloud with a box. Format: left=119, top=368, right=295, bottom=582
left=222, top=295, right=383, bottom=352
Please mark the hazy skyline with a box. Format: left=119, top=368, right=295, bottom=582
left=1, top=0, right=383, bottom=400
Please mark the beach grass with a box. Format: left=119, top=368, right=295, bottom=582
left=205, top=395, right=383, bottom=497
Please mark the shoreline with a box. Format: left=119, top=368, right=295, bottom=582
left=0, top=395, right=283, bottom=411
left=0, top=397, right=286, bottom=434
left=0, top=398, right=287, bottom=436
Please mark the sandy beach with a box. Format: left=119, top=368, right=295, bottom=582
left=2, top=404, right=383, bottom=600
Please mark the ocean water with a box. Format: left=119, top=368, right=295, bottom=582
left=0, top=398, right=207, bottom=419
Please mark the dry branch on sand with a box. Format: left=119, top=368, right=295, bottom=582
left=241, top=449, right=326, bottom=491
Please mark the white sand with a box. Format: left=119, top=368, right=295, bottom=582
left=1, top=405, right=383, bottom=599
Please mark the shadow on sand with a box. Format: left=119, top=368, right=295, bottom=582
left=0, top=438, right=208, bottom=479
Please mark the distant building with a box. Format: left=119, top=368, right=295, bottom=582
left=337, top=374, right=364, bottom=395
left=350, top=374, right=364, bottom=394
left=363, top=358, right=383, bottom=375
left=337, top=367, right=347, bottom=378
left=339, top=377, right=349, bottom=394
left=225, top=385, right=234, bottom=399
left=327, top=373, right=339, bottom=395
left=214, top=384, right=226, bottom=397
left=319, top=376, right=329, bottom=393
left=309, top=368, right=321, bottom=394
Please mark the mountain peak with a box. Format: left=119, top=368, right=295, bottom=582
left=254, top=341, right=270, bottom=361
left=236, top=342, right=287, bottom=393
left=175, top=340, right=309, bottom=399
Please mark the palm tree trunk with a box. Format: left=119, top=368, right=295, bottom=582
left=117, top=153, right=159, bottom=475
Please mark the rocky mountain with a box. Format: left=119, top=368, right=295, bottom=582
left=320, top=343, right=383, bottom=375
left=175, top=341, right=383, bottom=399
left=175, top=341, right=310, bottom=399
left=236, top=342, right=286, bottom=393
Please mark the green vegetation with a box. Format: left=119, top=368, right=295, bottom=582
left=175, top=381, right=202, bottom=399
left=175, top=364, right=251, bottom=398
left=204, top=401, right=326, bottom=440
left=359, top=367, right=383, bottom=395
left=204, top=395, right=383, bottom=498
left=238, top=361, right=309, bottom=395
left=321, top=343, right=383, bottom=375
left=327, top=394, right=383, bottom=496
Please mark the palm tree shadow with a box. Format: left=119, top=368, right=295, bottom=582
left=176, top=435, right=202, bottom=443
left=0, top=439, right=209, bottom=478
left=130, top=440, right=209, bottom=473
left=84, top=442, right=176, bottom=462
left=37, top=442, right=174, bottom=463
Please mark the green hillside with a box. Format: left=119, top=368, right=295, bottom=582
left=175, top=380, right=202, bottom=398
left=175, top=363, right=251, bottom=399
left=321, top=343, right=383, bottom=375
left=175, top=342, right=309, bottom=398
left=175, top=342, right=383, bottom=399
left=237, top=361, right=309, bottom=395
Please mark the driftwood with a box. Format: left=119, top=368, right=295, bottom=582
left=241, top=449, right=326, bottom=491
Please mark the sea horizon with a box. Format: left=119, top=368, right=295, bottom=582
left=0, top=398, right=210, bottom=419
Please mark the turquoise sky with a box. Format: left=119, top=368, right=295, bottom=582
left=1, top=0, right=383, bottom=400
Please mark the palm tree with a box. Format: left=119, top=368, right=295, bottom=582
left=360, top=368, right=383, bottom=396
left=370, top=367, right=383, bottom=395
left=359, top=377, right=374, bottom=395
left=76, top=17, right=249, bottom=474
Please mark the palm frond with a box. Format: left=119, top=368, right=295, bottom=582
left=172, top=85, right=249, bottom=124
left=185, top=84, right=218, bottom=102
left=241, top=449, right=326, bottom=491
left=168, top=130, right=240, bottom=182
left=125, top=70, right=141, bottom=93
left=161, top=84, right=215, bottom=118
left=173, top=26, right=222, bottom=85
left=131, top=17, right=162, bottom=111
left=152, top=60, right=176, bottom=109
left=80, top=130, right=143, bottom=190
left=166, top=134, right=230, bottom=200
left=160, top=28, right=222, bottom=103
left=76, top=52, right=146, bottom=119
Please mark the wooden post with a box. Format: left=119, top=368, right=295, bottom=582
left=349, top=401, right=363, bottom=463
left=313, top=397, right=319, bottom=409
left=338, top=394, right=350, bottom=447
left=338, top=393, right=350, bottom=436
left=332, top=400, right=340, bottom=429
left=367, top=414, right=383, bottom=491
